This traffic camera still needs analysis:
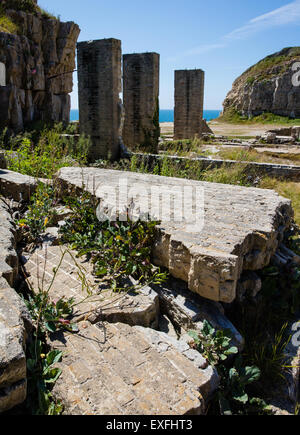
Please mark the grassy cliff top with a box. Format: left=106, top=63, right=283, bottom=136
left=236, top=47, right=300, bottom=85
left=0, top=0, right=57, bottom=34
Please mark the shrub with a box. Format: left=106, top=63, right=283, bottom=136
left=5, top=126, right=90, bottom=178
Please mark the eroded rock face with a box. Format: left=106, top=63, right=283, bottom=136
left=0, top=8, right=80, bottom=131
left=223, top=47, right=300, bottom=118
left=57, top=167, right=294, bottom=303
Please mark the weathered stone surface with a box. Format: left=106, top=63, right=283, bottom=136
left=123, top=53, right=160, bottom=152
left=0, top=198, right=31, bottom=413
left=0, top=286, right=31, bottom=413
left=0, top=380, right=27, bottom=413
left=0, top=61, right=5, bottom=87
left=223, top=47, right=300, bottom=119
left=152, top=278, right=244, bottom=351
left=0, top=8, right=80, bottom=131
left=77, top=39, right=121, bottom=161
left=57, top=167, right=293, bottom=303
left=0, top=200, right=18, bottom=287
left=50, top=321, right=219, bottom=415
left=24, top=245, right=160, bottom=328
left=174, top=69, right=205, bottom=140
left=0, top=169, right=37, bottom=202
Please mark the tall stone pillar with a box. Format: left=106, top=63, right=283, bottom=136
left=77, top=38, right=122, bottom=161
left=174, top=69, right=205, bottom=140
left=123, top=52, right=160, bottom=152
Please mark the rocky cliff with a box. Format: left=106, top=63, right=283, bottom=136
left=0, top=1, right=80, bottom=131
left=223, top=47, right=300, bottom=119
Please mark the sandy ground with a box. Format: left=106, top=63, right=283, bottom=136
left=160, top=121, right=288, bottom=138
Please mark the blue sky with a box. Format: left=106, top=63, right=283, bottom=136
left=39, top=0, right=300, bottom=109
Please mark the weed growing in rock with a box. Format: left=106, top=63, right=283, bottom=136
left=189, top=321, right=271, bottom=415
left=22, top=249, right=80, bottom=415
left=188, top=320, right=238, bottom=366
left=59, top=191, right=168, bottom=291
left=17, top=183, right=58, bottom=246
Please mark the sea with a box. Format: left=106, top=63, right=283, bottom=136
left=70, top=109, right=221, bottom=123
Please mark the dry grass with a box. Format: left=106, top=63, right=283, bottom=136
left=259, top=178, right=300, bottom=226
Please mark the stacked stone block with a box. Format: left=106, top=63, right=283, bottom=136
left=174, top=69, right=205, bottom=140
left=77, top=39, right=122, bottom=161
left=123, top=52, right=160, bottom=152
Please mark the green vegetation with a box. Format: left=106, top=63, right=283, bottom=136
left=2, top=124, right=90, bottom=179
left=189, top=321, right=238, bottom=367
left=0, top=5, right=19, bottom=33
left=1, top=0, right=39, bottom=14
left=189, top=322, right=271, bottom=415
left=0, top=0, right=59, bottom=35
left=17, top=182, right=60, bottom=246
left=59, top=190, right=167, bottom=291
left=219, top=107, right=300, bottom=125
left=239, top=47, right=300, bottom=83
left=21, top=247, right=81, bottom=414
left=227, top=251, right=300, bottom=401
left=260, top=179, right=300, bottom=226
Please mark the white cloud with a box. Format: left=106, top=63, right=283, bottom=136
left=170, top=0, right=300, bottom=60
left=225, top=0, right=300, bottom=40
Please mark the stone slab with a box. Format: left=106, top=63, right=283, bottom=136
left=152, top=277, right=244, bottom=351
left=24, top=245, right=160, bottom=329
left=57, top=167, right=293, bottom=303
left=0, top=201, right=18, bottom=287
left=50, top=321, right=219, bottom=415
left=0, top=169, right=37, bottom=202
left=0, top=199, right=31, bottom=413
left=0, top=286, right=31, bottom=413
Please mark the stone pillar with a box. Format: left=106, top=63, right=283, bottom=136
left=0, top=62, right=5, bottom=87
left=123, top=53, right=160, bottom=152
left=77, top=39, right=122, bottom=161
left=174, top=69, right=205, bottom=140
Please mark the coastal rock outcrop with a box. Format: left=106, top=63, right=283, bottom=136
left=0, top=2, right=80, bottom=131
left=223, top=47, right=300, bottom=119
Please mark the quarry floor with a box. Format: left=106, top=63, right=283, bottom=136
left=160, top=121, right=299, bottom=138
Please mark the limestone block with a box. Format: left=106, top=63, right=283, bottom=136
left=0, top=169, right=38, bottom=202
left=50, top=321, right=219, bottom=415
left=57, top=167, right=293, bottom=303
left=0, top=287, right=31, bottom=413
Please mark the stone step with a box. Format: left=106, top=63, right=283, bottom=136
left=49, top=321, right=219, bottom=415
left=57, top=167, right=293, bottom=303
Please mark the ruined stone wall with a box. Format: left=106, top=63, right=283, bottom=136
left=77, top=39, right=121, bottom=161
left=0, top=8, right=80, bottom=132
left=174, top=69, right=205, bottom=140
left=123, top=53, right=160, bottom=152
